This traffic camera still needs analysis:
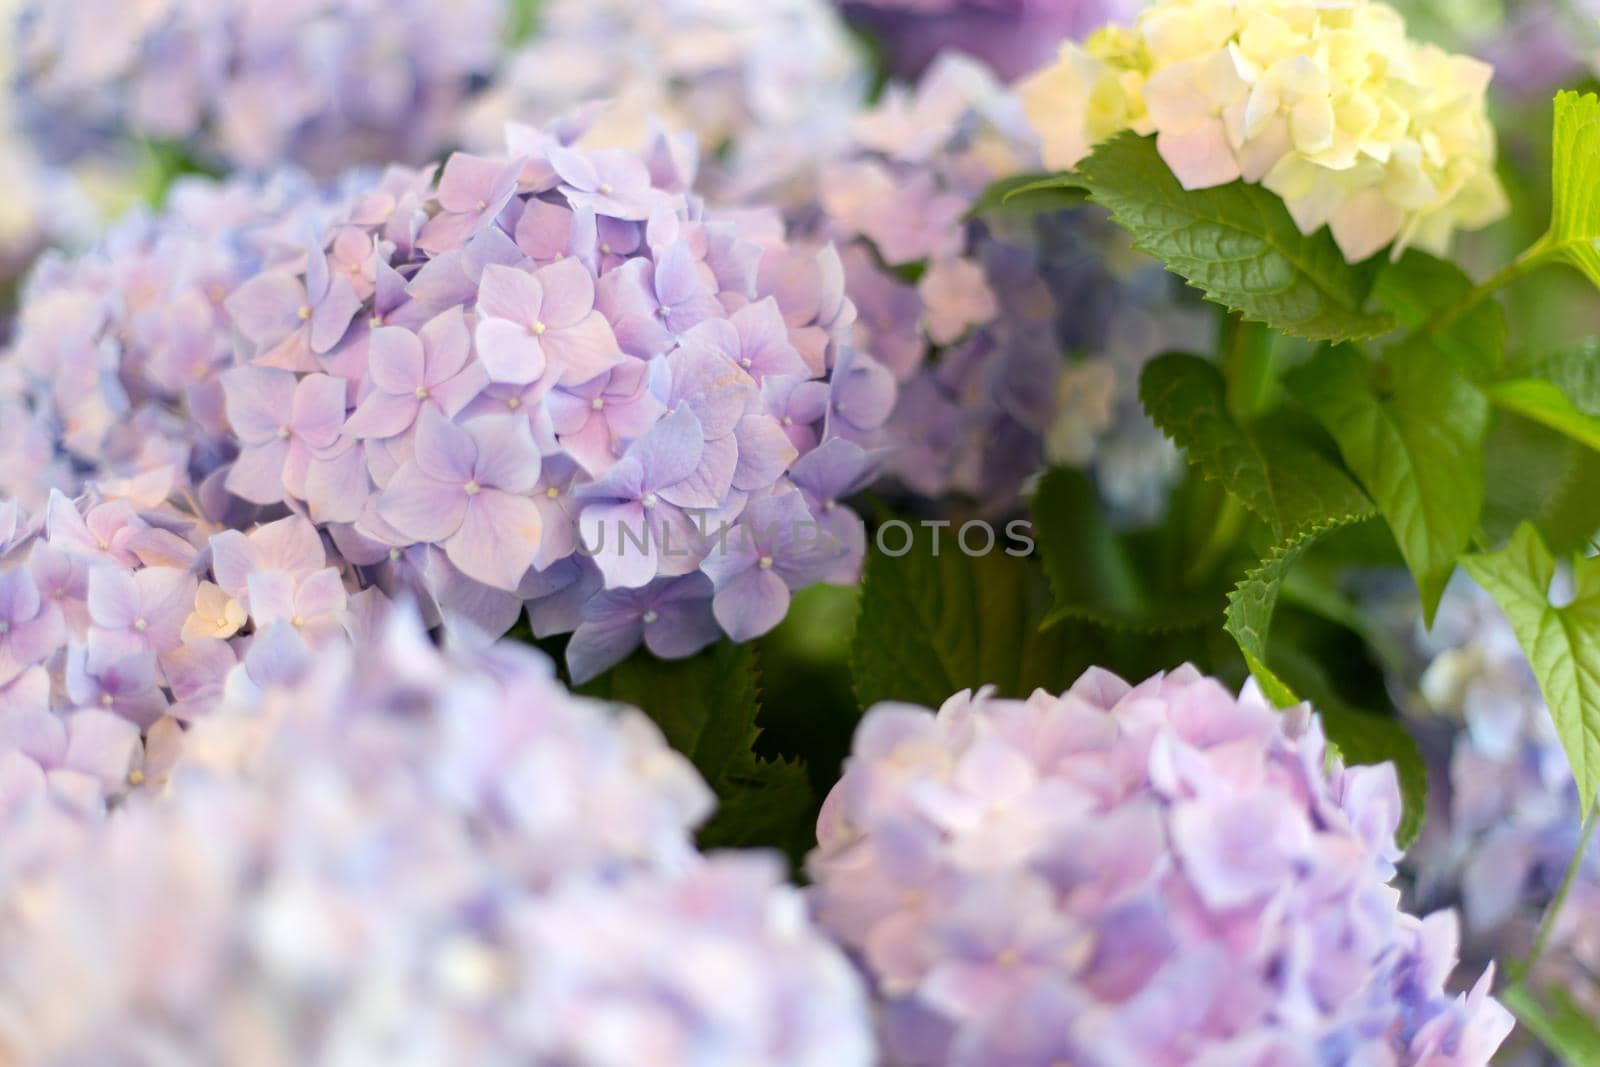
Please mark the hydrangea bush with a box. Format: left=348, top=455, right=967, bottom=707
left=2, top=0, right=1600, bottom=1060
left=0, top=608, right=875, bottom=1065
left=11, top=0, right=507, bottom=176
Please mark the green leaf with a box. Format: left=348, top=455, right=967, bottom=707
left=1225, top=516, right=1369, bottom=708
left=1503, top=980, right=1600, bottom=1067
left=1541, top=90, right=1600, bottom=288
left=1481, top=410, right=1600, bottom=553
left=1462, top=523, right=1600, bottom=808
left=852, top=524, right=1098, bottom=708
left=1289, top=341, right=1489, bottom=621
left=1075, top=133, right=1394, bottom=341
left=1032, top=466, right=1222, bottom=631
left=1489, top=378, right=1600, bottom=452
left=1140, top=353, right=1373, bottom=539
left=969, top=172, right=1088, bottom=218
left=1521, top=343, right=1600, bottom=416
left=1372, top=250, right=1505, bottom=376
left=581, top=642, right=813, bottom=854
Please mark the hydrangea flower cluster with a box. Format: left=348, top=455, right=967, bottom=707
left=458, top=0, right=869, bottom=200
left=0, top=609, right=875, bottom=1065
left=1019, top=0, right=1510, bottom=262
left=1380, top=578, right=1600, bottom=1035
left=810, top=55, right=1208, bottom=516
left=807, top=666, right=1515, bottom=1066
left=1, top=117, right=891, bottom=681
left=10, top=0, right=506, bottom=177
left=0, top=171, right=337, bottom=510
left=840, top=0, right=1136, bottom=80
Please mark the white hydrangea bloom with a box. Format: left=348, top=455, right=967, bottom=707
left=1019, top=0, right=1509, bottom=262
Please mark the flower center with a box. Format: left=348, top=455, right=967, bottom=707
left=740, top=358, right=752, bottom=369
left=99, top=693, right=114, bottom=707
left=590, top=397, right=606, bottom=411
left=506, top=396, right=522, bottom=410
left=641, top=492, right=657, bottom=509
left=758, top=555, right=774, bottom=570
left=642, top=609, right=659, bottom=624
left=133, top=618, right=148, bottom=633
left=598, top=183, right=614, bottom=196
left=127, top=769, right=145, bottom=786
left=414, top=386, right=430, bottom=400
left=276, top=425, right=291, bottom=439
left=464, top=480, right=482, bottom=496
left=545, top=487, right=560, bottom=499
left=297, top=305, right=312, bottom=321
left=529, top=320, right=547, bottom=335
left=782, top=416, right=794, bottom=426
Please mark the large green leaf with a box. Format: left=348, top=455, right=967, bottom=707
left=1075, top=133, right=1394, bottom=341
left=1289, top=341, right=1489, bottom=622
left=1463, top=524, right=1600, bottom=808
left=581, top=642, right=812, bottom=853
left=1503, top=980, right=1600, bottom=1066
left=1225, top=517, right=1369, bottom=708
left=852, top=525, right=1097, bottom=709
left=1541, top=90, right=1600, bottom=288
left=1141, top=353, right=1372, bottom=539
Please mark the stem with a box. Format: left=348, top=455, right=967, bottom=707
left=1423, top=241, right=1550, bottom=337
left=1514, top=801, right=1600, bottom=984
left=1220, top=313, right=1274, bottom=419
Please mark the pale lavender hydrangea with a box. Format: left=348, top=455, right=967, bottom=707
left=840, top=0, right=1137, bottom=80
left=1380, top=576, right=1600, bottom=1062
left=808, top=666, right=1515, bottom=1066
left=811, top=55, right=1208, bottom=517
left=0, top=610, right=874, bottom=1066
left=11, top=0, right=506, bottom=177
left=0, top=171, right=343, bottom=510
left=3, top=116, right=890, bottom=682
left=458, top=0, right=870, bottom=201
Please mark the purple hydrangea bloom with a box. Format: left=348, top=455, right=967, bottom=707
left=195, top=118, right=886, bottom=679
left=0, top=609, right=874, bottom=1065
left=13, top=0, right=506, bottom=177
left=839, top=0, right=1138, bottom=80
left=808, top=666, right=1515, bottom=1066
left=805, top=54, right=1209, bottom=518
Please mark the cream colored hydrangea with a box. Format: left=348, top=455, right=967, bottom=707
left=1019, top=0, right=1509, bottom=262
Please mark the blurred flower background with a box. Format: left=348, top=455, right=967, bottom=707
left=0, top=0, right=1597, bottom=1063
